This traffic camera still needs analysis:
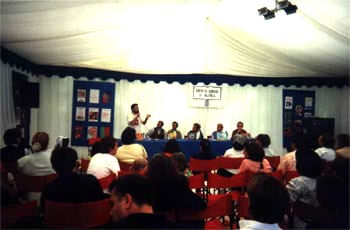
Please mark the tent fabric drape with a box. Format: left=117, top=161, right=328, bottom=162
left=0, top=63, right=17, bottom=146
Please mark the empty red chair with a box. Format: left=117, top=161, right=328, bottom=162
left=44, top=198, right=112, bottom=228
left=218, top=157, right=244, bottom=170
left=188, top=173, right=206, bottom=200
left=98, top=173, right=116, bottom=190
left=189, top=158, right=221, bottom=172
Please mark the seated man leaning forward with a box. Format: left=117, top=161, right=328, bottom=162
left=108, top=174, right=170, bottom=229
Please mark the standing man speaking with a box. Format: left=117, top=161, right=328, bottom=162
left=127, top=104, right=151, bottom=139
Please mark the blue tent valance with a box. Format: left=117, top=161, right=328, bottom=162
left=1, top=47, right=349, bottom=88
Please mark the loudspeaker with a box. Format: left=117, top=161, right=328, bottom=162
left=303, top=117, right=334, bottom=148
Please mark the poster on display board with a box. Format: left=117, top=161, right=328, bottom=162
left=282, top=89, right=315, bottom=150
left=71, top=80, right=115, bottom=146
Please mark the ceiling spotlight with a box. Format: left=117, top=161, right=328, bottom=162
left=284, top=3, right=298, bottom=15
left=258, top=0, right=297, bottom=19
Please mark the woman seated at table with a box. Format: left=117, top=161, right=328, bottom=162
left=116, top=127, right=148, bottom=164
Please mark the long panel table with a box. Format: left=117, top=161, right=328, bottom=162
left=118, top=139, right=232, bottom=160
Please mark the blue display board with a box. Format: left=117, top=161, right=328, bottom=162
left=71, top=80, right=115, bottom=146
left=282, top=89, right=315, bottom=149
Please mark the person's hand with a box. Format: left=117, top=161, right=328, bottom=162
left=146, top=114, right=151, bottom=119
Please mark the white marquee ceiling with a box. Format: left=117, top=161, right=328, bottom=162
left=1, top=0, right=349, bottom=77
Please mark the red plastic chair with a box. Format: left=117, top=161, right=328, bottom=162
left=1, top=201, right=38, bottom=227
left=16, top=173, right=58, bottom=193
left=266, top=156, right=281, bottom=170
left=44, top=198, right=112, bottom=228
left=218, top=157, right=244, bottom=170
left=270, top=170, right=283, bottom=183
left=98, top=173, right=116, bottom=190
left=285, top=170, right=300, bottom=184
left=80, top=158, right=90, bottom=172
left=188, top=173, right=206, bottom=200
left=177, top=193, right=233, bottom=230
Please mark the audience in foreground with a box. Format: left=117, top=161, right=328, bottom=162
left=41, top=146, right=107, bottom=210
left=108, top=174, right=170, bottom=228
left=239, top=173, right=289, bottom=229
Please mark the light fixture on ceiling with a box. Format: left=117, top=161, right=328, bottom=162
left=258, top=0, right=297, bottom=20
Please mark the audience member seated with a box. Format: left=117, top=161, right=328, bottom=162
left=277, top=135, right=312, bottom=176
left=308, top=175, right=349, bottom=229
left=146, top=154, right=206, bottom=213
left=187, top=123, right=204, bottom=140
left=218, top=135, right=247, bottom=177
left=166, top=121, right=182, bottom=139
left=87, top=136, right=120, bottom=179
left=162, top=139, right=183, bottom=157
left=315, top=134, right=336, bottom=162
left=231, top=121, right=250, bottom=138
left=256, top=134, right=277, bottom=156
left=1, top=161, right=22, bottom=207
left=0, top=128, right=25, bottom=174
left=286, top=148, right=322, bottom=228
left=238, top=141, right=272, bottom=174
left=146, top=120, right=165, bottom=139
left=335, top=134, right=349, bottom=159
left=332, top=156, right=349, bottom=184
left=211, top=123, right=228, bottom=141
left=239, top=173, right=289, bottom=229
left=130, top=159, right=148, bottom=175
left=17, top=132, right=55, bottom=176
left=170, top=152, right=192, bottom=177
left=116, top=127, right=148, bottom=164
left=41, top=146, right=107, bottom=211
left=108, top=174, right=170, bottom=228
left=191, top=139, right=215, bottom=160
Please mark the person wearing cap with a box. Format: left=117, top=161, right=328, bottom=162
left=217, top=135, right=248, bottom=177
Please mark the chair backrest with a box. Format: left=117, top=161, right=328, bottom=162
left=266, top=156, right=281, bottom=170
left=207, top=172, right=247, bottom=190
left=285, top=170, right=300, bottom=184
left=189, top=158, right=220, bottom=172
left=270, top=170, right=283, bottom=183
left=44, top=198, right=111, bottom=228
left=98, top=173, right=116, bottom=190
left=1, top=201, right=38, bottom=227
left=177, top=193, right=233, bottom=220
left=218, top=157, right=244, bottom=170
left=16, top=173, right=58, bottom=193
left=80, top=158, right=90, bottom=172
left=188, top=173, right=205, bottom=189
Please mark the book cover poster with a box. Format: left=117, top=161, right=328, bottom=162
left=87, top=126, right=98, bottom=139
left=75, top=107, right=86, bottom=121
left=89, top=89, right=100, bottom=104
left=100, top=127, right=111, bottom=137
left=77, top=89, right=86, bottom=103
left=74, top=126, right=84, bottom=140
left=88, top=108, right=99, bottom=122
left=102, top=92, right=111, bottom=104
left=101, top=108, right=111, bottom=123
left=305, top=97, right=313, bottom=108
left=284, top=96, right=293, bottom=109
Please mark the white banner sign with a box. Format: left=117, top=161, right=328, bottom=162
left=193, top=86, right=221, bottom=100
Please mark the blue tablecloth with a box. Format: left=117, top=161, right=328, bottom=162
left=120, top=139, right=232, bottom=160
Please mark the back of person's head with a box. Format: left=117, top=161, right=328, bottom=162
left=256, top=134, right=271, bottom=148
left=90, top=141, right=102, bottom=157
left=232, top=135, right=247, bottom=151
left=245, top=141, right=265, bottom=162
left=319, top=134, right=335, bottom=148
left=336, top=134, right=349, bottom=149
left=31, top=132, right=49, bottom=152
left=247, top=173, right=289, bottom=224
left=317, top=175, right=347, bottom=211
left=121, top=127, right=136, bottom=145
left=51, top=146, right=78, bottom=175
left=296, top=148, right=322, bottom=178
left=130, top=158, right=148, bottom=173
left=294, top=134, right=313, bottom=151
left=200, top=139, right=211, bottom=155
left=109, top=174, right=153, bottom=206
left=332, top=157, right=349, bottom=183
left=163, top=139, right=181, bottom=153
left=146, top=154, right=178, bottom=182
left=99, top=136, right=117, bottom=153
left=3, top=128, right=21, bottom=146
left=170, top=153, right=188, bottom=174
